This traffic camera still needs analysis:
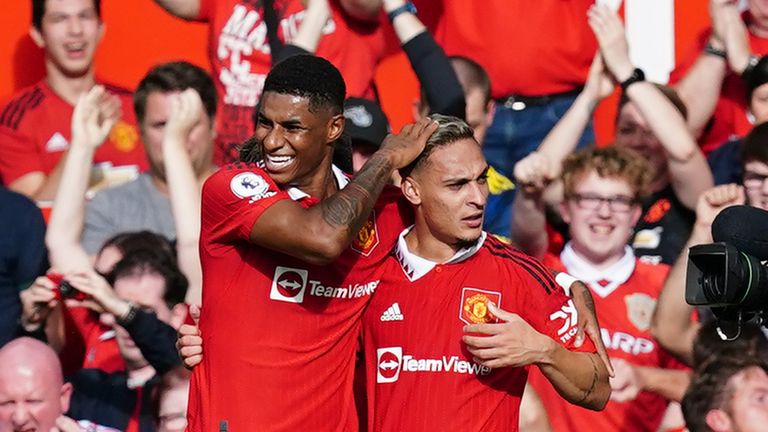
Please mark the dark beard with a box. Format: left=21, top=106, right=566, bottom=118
left=453, top=236, right=481, bottom=251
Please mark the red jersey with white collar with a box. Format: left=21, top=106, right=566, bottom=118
left=530, top=245, right=683, bottom=432
left=196, top=0, right=386, bottom=164
left=0, top=81, right=146, bottom=186
left=361, top=234, right=594, bottom=432
left=187, top=162, right=409, bottom=431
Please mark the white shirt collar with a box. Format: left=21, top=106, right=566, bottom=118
left=394, top=226, right=487, bottom=281
left=559, top=242, right=636, bottom=298
left=286, top=165, right=349, bottom=201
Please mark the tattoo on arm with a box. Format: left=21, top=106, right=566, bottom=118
left=320, top=153, right=393, bottom=233
left=576, top=354, right=600, bottom=404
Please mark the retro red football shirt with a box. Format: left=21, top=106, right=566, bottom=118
left=187, top=162, right=409, bottom=431
left=531, top=247, right=684, bottom=432
left=196, top=0, right=386, bottom=164
left=0, top=81, right=147, bottom=186
left=361, top=233, right=595, bottom=432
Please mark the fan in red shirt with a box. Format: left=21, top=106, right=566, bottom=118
left=186, top=54, right=437, bottom=432
left=153, top=0, right=386, bottom=164
left=671, top=0, right=768, bottom=154
left=360, top=115, right=610, bottom=432
left=514, top=146, right=691, bottom=432
left=0, top=0, right=146, bottom=201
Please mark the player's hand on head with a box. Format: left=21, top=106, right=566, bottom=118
left=71, top=85, right=121, bottom=149
left=377, top=117, right=440, bottom=169
left=695, top=183, right=745, bottom=229
left=513, top=151, right=556, bottom=195
left=587, top=5, right=634, bottom=83
left=177, top=323, right=203, bottom=369
left=461, top=302, right=550, bottom=369
left=608, top=358, right=642, bottom=402
left=164, top=88, right=204, bottom=144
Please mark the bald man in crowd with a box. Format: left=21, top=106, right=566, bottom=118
left=0, top=337, right=80, bottom=432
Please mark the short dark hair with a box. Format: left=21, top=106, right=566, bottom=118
left=400, top=114, right=476, bottom=178
left=105, top=249, right=188, bottom=309
left=692, top=321, right=768, bottom=371
left=134, top=61, right=217, bottom=126
left=742, top=121, right=768, bottom=166
left=32, top=0, right=101, bottom=30
left=682, top=358, right=768, bottom=432
left=262, top=55, right=346, bottom=114
left=99, top=231, right=175, bottom=261
left=618, top=84, right=688, bottom=121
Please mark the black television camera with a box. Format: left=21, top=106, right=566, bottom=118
left=685, top=206, right=768, bottom=340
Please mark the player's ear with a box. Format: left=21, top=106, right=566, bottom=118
left=328, top=114, right=345, bottom=144
left=401, top=176, right=422, bottom=206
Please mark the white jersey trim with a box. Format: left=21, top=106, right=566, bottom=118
left=394, top=226, right=487, bottom=281
left=559, top=242, right=636, bottom=298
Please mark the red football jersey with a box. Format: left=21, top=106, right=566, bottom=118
left=361, top=234, right=595, bottom=432
left=196, top=0, right=386, bottom=164
left=531, top=250, right=683, bottom=432
left=415, top=0, right=596, bottom=98
left=187, top=163, right=410, bottom=431
left=59, top=307, right=124, bottom=376
left=0, top=81, right=147, bottom=186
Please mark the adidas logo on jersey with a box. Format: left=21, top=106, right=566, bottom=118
left=45, top=132, right=69, bottom=152
left=380, top=303, right=404, bottom=321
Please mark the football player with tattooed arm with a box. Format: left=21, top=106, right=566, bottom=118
left=180, top=115, right=611, bottom=431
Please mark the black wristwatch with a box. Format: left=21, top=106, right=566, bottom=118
left=620, top=68, right=646, bottom=91
left=387, top=2, right=417, bottom=22
left=117, top=301, right=139, bottom=327
left=704, top=42, right=727, bottom=60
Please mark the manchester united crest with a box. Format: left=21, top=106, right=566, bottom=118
left=351, top=210, right=379, bottom=256
left=109, top=120, right=139, bottom=153
left=460, top=288, right=501, bottom=325
left=625, top=292, right=657, bottom=331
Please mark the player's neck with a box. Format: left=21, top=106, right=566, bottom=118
left=290, top=160, right=338, bottom=200
left=404, top=222, right=460, bottom=263
left=44, top=61, right=96, bottom=106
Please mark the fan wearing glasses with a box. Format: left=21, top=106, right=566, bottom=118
left=511, top=146, right=691, bottom=432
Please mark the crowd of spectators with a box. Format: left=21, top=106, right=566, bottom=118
left=2, top=0, right=768, bottom=431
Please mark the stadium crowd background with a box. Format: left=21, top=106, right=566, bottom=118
left=2, top=0, right=768, bottom=431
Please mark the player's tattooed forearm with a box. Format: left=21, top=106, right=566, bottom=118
left=576, top=353, right=600, bottom=404
left=321, top=153, right=392, bottom=228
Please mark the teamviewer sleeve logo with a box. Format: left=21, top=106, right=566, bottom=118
left=549, top=299, right=579, bottom=342
left=376, top=347, right=402, bottom=384
left=270, top=266, right=308, bottom=303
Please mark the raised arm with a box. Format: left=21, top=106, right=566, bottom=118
left=284, top=0, right=331, bottom=54
left=510, top=152, right=554, bottom=259
left=650, top=183, right=745, bottom=364
left=249, top=119, right=438, bottom=265
left=161, top=89, right=205, bottom=306
left=384, top=0, right=465, bottom=118
left=589, top=5, right=713, bottom=209
left=673, top=1, right=735, bottom=138
left=46, top=86, right=120, bottom=273
left=152, top=0, right=201, bottom=20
